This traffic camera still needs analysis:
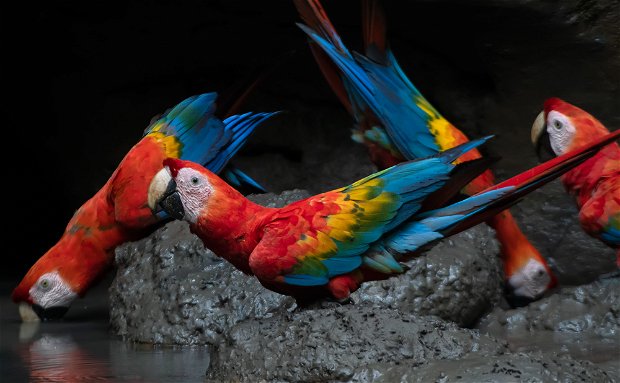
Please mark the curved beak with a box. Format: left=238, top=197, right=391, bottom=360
left=31, top=304, right=70, bottom=321
left=531, top=111, right=555, bottom=161
left=18, top=302, right=41, bottom=322
left=147, top=168, right=184, bottom=220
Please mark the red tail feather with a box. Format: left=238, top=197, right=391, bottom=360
left=483, top=130, right=620, bottom=193
left=294, top=0, right=353, bottom=113
left=362, top=0, right=387, bottom=57
left=293, top=0, right=346, bottom=52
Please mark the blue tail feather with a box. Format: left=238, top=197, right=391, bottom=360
left=381, top=186, right=515, bottom=256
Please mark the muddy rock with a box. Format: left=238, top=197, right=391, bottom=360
left=110, top=189, right=502, bottom=344
left=352, top=351, right=615, bottom=383
left=109, top=190, right=309, bottom=345
left=477, top=276, right=620, bottom=378
left=206, top=305, right=507, bottom=382
left=352, top=225, right=503, bottom=327
left=479, top=276, right=619, bottom=337
left=206, top=304, right=614, bottom=383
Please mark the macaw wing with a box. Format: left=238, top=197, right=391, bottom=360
left=144, top=93, right=276, bottom=173
left=114, top=94, right=275, bottom=227
left=248, top=139, right=490, bottom=286
left=248, top=185, right=403, bottom=287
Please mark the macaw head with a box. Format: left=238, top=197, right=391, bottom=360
left=503, top=254, right=557, bottom=307
left=12, top=237, right=109, bottom=322
left=531, top=97, right=610, bottom=159
left=148, top=158, right=223, bottom=223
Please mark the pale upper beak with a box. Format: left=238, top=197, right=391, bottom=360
left=19, top=302, right=41, bottom=322
left=148, top=168, right=173, bottom=212
left=531, top=110, right=545, bottom=146
left=530, top=110, right=555, bottom=161
left=147, top=167, right=184, bottom=220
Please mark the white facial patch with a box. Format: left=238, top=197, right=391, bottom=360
left=546, top=111, right=576, bottom=156
left=507, top=259, right=551, bottom=299
left=29, top=271, right=77, bottom=309
left=176, top=167, right=213, bottom=224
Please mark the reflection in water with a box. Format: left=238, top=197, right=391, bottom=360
left=14, top=321, right=210, bottom=383
left=23, top=332, right=110, bottom=382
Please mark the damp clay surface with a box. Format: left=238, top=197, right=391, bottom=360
left=110, top=191, right=503, bottom=345
left=207, top=305, right=613, bottom=382
left=478, top=276, right=620, bottom=380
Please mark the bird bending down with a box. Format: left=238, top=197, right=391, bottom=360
left=12, top=92, right=278, bottom=321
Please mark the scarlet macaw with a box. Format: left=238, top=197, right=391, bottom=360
left=531, top=97, right=619, bottom=265
left=12, top=92, right=277, bottom=321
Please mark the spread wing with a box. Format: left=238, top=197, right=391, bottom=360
left=247, top=140, right=490, bottom=286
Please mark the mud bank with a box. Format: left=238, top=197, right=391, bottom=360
left=206, top=304, right=613, bottom=382
left=109, top=191, right=308, bottom=346
left=110, top=190, right=502, bottom=344
left=109, top=189, right=619, bottom=381
left=478, top=276, right=620, bottom=379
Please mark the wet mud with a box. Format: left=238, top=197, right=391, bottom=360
left=110, top=191, right=503, bottom=344
left=478, top=276, right=620, bottom=379
left=110, top=188, right=618, bottom=381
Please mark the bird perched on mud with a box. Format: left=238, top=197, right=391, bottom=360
left=12, top=92, right=277, bottom=322
left=532, top=97, right=619, bottom=265
left=292, top=0, right=558, bottom=305
left=148, top=131, right=619, bottom=302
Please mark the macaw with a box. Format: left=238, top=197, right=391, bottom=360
left=293, top=0, right=557, bottom=305
left=148, top=131, right=619, bottom=302
left=531, top=97, right=619, bottom=265
left=12, top=92, right=277, bottom=321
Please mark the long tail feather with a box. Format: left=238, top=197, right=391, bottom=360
left=380, top=130, right=619, bottom=258
left=362, top=0, right=387, bottom=62
left=293, top=0, right=349, bottom=54
left=293, top=0, right=355, bottom=114
left=421, top=156, right=498, bottom=212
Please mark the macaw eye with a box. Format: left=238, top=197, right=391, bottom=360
left=39, top=279, right=51, bottom=290
left=191, top=176, right=200, bottom=185
left=553, top=120, right=563, bottom=130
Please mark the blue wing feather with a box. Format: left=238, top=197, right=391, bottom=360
left=222, top=166, right=268, bottom=194
left=144, top=92, right=277, bottom=191
left=280, top=139, right=491, bottom=284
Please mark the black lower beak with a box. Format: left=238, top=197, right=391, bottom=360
left=535, top=126, right=555, bottom=162
left=159, top=179, right=185, bottom=220
left=503, top=284, right=535, bottom=308
left=32, top=304, right=69, bottom=321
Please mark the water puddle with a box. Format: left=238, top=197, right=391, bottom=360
left=1, top=281, right=210, bottom=383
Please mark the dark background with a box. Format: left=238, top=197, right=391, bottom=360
left=3, top=0, right=619, bottom=281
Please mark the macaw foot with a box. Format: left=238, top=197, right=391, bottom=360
left=315, top=296, right=356, bottom=310
left=335, top=296, right=355, bottom=305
